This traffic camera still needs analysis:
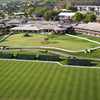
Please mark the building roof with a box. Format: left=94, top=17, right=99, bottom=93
left=58, top=12, right=75, bottom=17
left=7, top=19, right=24, bottom=24
left=10, top=24, right=40, bottom=31
left=41, top=25, right=56, bottom=30
left=75, top=22, right=100, bottom=32
left=54, top=27, right=67, bottom=31
left=14, top=12, right=25, bottom=15
left=61, top=9, right=71, bottom=12
left=27, top=21, right=59, bottom=25
left=10, top=21, right=68, bottom=31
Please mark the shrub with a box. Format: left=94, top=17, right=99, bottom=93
left=44, top=38, right=49, bottom=42
left=24, top=33, right=29, bottom=37
left=82, top=19, right=89, bottom=24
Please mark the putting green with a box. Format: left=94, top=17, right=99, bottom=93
left=0, top=33, right=99, bottom=50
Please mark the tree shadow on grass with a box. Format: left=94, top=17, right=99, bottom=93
left=50, top=42, right=59, bottom=44
left=22, top=35, right=33, bottom=37
left=29, top=35, right=33, bottom=37
left=91, top=62, right=97, bottom=66
left=59, top=59, right=66, bottom=61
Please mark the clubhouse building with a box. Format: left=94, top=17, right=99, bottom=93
left=74, top=22, right=100, bottom=37
left=10, top=21, right=68, bottom=34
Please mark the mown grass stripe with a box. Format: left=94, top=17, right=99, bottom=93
left=84, top=69, right=90, bottom=100
left=97, top=69, right=100, bottom=100
left=18, top=63, right=42, bottom=99
left=0, top=60, right=9, bottom=70
left=33, top=64, right=57, bottom=100
left=17, top=62, right=43, bottom=98
left=66, top=68, right=77, bottom=100
left=75, top=68, right=83, bottom=100
left=88, top=69, right=94, bottom=100
left=39, top=65, right=59, bottom=100
left=70, top=68, right=80, bottom=100
left=53, top=68, right=66, bottom=100
left=0, top=61, right=24, bottom=85
left=93, top=69, right=98, bottom=100
left=0, top=61, right=23, bottom=93
left=79, top=69, right=87, bottom=100
left=0, top=62, right=27, bottom=97
left=41, top=66, right=60, bottom=100
left=9, top=62, right=35, bottom=98
left=6, top=62, right=36, bottom=98
left=0, top=60, right=100, bottom=100
left=28, top=62, right=48, bottom=98
left=57, top=67, right=70, bottom=100
left=48, top=67, right=66, bottom=100
left=31, top=63, right=53, bottom=99
left=0, top=61, right=14, bottom=76
left=1, top=61, right=27, bottom=97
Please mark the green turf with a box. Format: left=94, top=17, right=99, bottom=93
left=0, top=35, right=5, bottom=40
left=0, top=33, right=99, bottom=50
left=75, top=34, right=100, bottom=43
left=0, top=60, right=100, bottom=100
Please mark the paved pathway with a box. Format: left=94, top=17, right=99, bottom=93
left=66, top=34, right=100, bottom=44
left=47, top=51, right=100, bottom=62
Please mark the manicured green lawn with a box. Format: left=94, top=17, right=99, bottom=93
left=75, top=34, right=100, bottom=42
left=0, top=35, right=5, bottom=40
left=0, top=33, right=99, bottom=50
left=0, top=60, right=100, bottom=100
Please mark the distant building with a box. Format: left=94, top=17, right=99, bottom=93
left=77, top=5, right=100, bottom=14
left=2, top=3, right=7, bottom=7
left=10, top=21, right=68, bottom=34
left=61, top=9, right=71, bottom=12
left=14, top=12, right=25, bottom=15
left=58, top=12, right=75, bottom=21
left=58, top=12, right=75, bottom=18
left=74, top=22, right=100, bottom=37
left=6, top=19, right=26, bottom=26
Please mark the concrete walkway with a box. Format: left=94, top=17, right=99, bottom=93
left=66, top=34, right=100, bottom=44
left=0, top=58, right=100, bottom=69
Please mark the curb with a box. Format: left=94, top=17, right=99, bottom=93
left=0, top=58, right=100, bottom=69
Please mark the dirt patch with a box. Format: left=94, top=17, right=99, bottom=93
left=24, top=36, right=30, bottom=37
left=43, top=42, right=50, bottom=44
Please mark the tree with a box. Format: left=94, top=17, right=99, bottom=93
left=86, top=13, right=96, bottom=22
left=43, top=10, right=52, bottom=21
left=83, top=14, right=87, bottom=19
left=43, top=10, right=59, bottom=21
left=58, top=4, right=66, bottom=9
left=4, top=28, right=10, bottom=33
left=50, top=30, right=55, bottom=38
left=73, top=12, right=83, bottom=22
left=0, top=29, right=4, bottom=34
left=82, top=19, right=89, bottom=24
left=25, top=7, right=34, bottom=16
left=44, top=38, right=49, bottom=42
left=66, top=4, right=72, bottom=10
